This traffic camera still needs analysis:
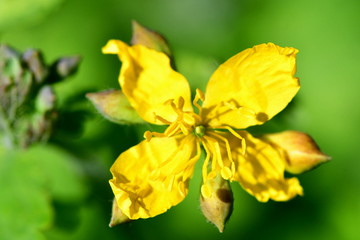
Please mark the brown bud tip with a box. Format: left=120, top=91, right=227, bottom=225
left=86, top=89, right=144, bottom=124
left=56, top=56, right=81, bottom=78
left=131, top=20, right=171, bottom=56
left=22, top=49, right=48, bottom=83
left=109, top=198, right=130, bottom=227
left=263, top=131, right=331, bottom=174
left=200, top=175, right=233, bottom=232
left=0, top=44, right=19, bottom=59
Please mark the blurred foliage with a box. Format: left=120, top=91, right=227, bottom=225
left=0, top=145, right=87, bottom=240
left=0, top=44, right=80, bottom=149
left=0, top=0, right=359, bottom=239
left=0, top=0, right=65, bottom=32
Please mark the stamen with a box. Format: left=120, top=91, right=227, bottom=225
left=183, top=112, right=198, bottom=125
left=207, top=171, right=217, bottom=179
left=189, top=112, right=202, bottom=123
left=207, top=131, right=234, bottom=166
left=221, top=167, right=232, bottom=180
left=164, top=99, right=174, bottom=105
left=203, top=136, right=217, bottom=174
left=143, top=130, right=167, bottom=141
left=231, top=162, right=236, bottom=176
left=180, top=123, right=190, bottom=135
left=241, top=138, right=246, bottom=155
left=182, top=140, right=202, bottom=181
left=148, top=97, right=200, bottom=144
left=209, top=126, right=246, bottom=155
left=193, top=88, right=205, bottom=115
left=178, top=96, right=185, bottom=110
left=154, top=114, right=172, bottom=125
left=223, top=101, right=237, bottom=110
left=170, top=100, right=182, bottom=116
left=206, top=131, right=235, bottom=179
left=201, top=139, right=212, bottom=185
left=201, top=184, right=212, bottom=198
left=213, top=139, right=225, bottom=169
left=164, top=122, right=181, bottom=136
left=204, top=135, right=226, bottom=181
left=144, top=131, right=152, bottom=141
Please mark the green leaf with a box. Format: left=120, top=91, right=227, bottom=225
left=86, top=89, right=145, bottom=124
left=0, top=148, right=52, bottom=240
left=29, top=145, right=89, bottom=202
left=0, top=145, right=88, bottom=239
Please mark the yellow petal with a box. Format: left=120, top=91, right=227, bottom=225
left=109, top=135, right=200, bottom=219
left=202, top=43, right=299, bottom=129
left=232, top=132, right=303, bottom=202
left=102, top=40, right=193, bottom=124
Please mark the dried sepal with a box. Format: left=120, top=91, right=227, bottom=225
left=263, top=131, right=331, bottom=174
left=109, top=198, right=130, bottom=227
left=86, top=89, right=144, bottom=124
left=200, top=174, right=233, bottom=232
left=22, top=49, right=48, bottom=84
left=47, top=56, right=81, bottom=83
left=131, top=20, right=172, bottom=57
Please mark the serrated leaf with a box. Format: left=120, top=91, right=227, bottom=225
left=86, top=89, right=145, bottom=124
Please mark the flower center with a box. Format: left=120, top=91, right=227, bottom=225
left=143, top=89, right=206, bottom=141
left=194, top=125, right=206, bottom=138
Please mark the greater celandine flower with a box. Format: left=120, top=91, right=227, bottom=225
left=103, top=39, right=327, bottom=230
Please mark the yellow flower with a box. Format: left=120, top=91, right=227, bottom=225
left=103, top=40, right=303, bottom=220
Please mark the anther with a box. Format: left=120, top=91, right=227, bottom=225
left=144, top=131, right=152, bottom=141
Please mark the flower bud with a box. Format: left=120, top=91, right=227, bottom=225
left=109, top=198, right=130, bottom=227
left=86, top=89, right=144, bottom=124
left=263, top=131, right=330, bottom=174
left=200, top=175, right=233, bottom=232
left=36, top=86, right=56, bottom=113
left=57, top=56, right=80, bottom=77
left=22, top=49, right=48, bottom=83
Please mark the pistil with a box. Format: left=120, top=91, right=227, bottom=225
left=194, top=125, right=206, bottom=138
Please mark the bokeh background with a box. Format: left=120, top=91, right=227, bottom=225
left=1, top=0, right=359, bottom=239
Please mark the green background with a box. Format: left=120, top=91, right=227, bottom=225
left=1, top=0, right=359, bottom=239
